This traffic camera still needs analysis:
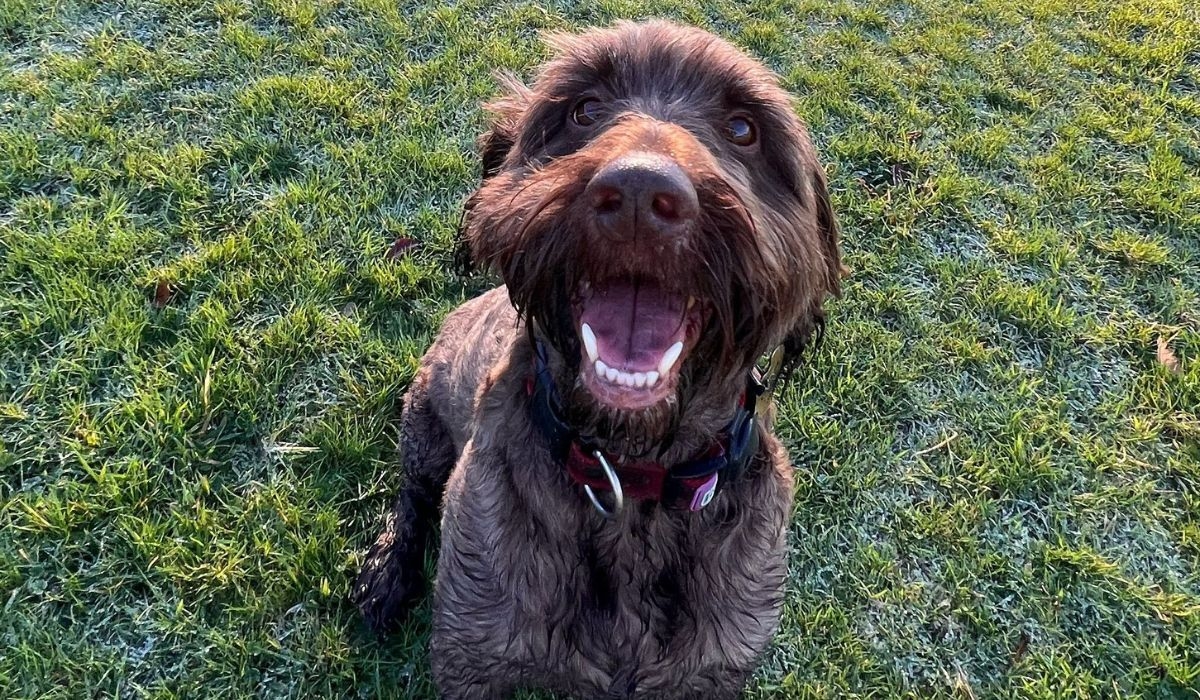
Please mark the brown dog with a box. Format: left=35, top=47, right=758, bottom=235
left=353, top=20, right=843, bottom=699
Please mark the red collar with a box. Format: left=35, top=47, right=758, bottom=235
left=564, top=441, right=727, bottom=511
left=526, top=342, right=761, bottom=513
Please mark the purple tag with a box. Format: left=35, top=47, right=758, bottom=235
left=689, top=473, right=719, bottom=511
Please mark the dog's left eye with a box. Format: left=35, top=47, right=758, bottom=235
left=725, top=117, right=757, bottom=146
left=572, top=99, right=604, bottom=126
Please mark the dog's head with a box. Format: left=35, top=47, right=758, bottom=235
left=464, top=21, right=843, bottom=453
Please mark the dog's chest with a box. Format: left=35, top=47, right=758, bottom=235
left=566, top=516, right=694, bottom=682
left=581, top=509, right=688, bottom=623
left=562, top=505, right=768, bottom=686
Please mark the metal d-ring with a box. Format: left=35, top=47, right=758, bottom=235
left=583, top=450, right=624, bottom=519
left=757, top=345, right=786, bottom=393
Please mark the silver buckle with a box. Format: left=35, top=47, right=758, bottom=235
left=755, top=345, right=785, bottom=393
left=583, top=450, right=624, bottom=519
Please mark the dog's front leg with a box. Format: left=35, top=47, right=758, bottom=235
left=353, top=367, right=457, bottom=632
left=427, top=443, right=518, bottom=700
left=428, top=431, right=588, bottom=700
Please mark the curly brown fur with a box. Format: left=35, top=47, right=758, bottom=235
left=354, top=20, right=843, bottom=699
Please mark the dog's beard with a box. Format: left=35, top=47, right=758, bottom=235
left=486, top=155, right=765, bottom=373
left=525, top=287, right=692, bottom=458
left=563, top=369, right=687, bottom=459
left=501, top=193, right=764, bottom=458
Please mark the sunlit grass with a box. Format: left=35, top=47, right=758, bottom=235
left=1, top=0, right=1197, bottom=697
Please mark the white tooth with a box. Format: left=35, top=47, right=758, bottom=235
left=605, top=366, right=618, bottom=383
left=618, top=372, right=632, bottom=387
left=646, top=371, right=659, bottom=386
left=595, top=359, right=608, bottom=377
left=687, top=296, right=696, bottom=310
left=581, top=323, right=598, bottom=362
left=634, top=372, right=647, bottom=388
left=658, top=341, right=684, bottom=376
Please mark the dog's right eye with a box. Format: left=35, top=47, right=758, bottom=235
left=725, top=117, right=757, bottom=146
left=571, top=99, right=603, bottom=126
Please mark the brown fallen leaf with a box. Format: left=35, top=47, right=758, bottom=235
left=152, top=279, right=173, bottom=309
left=385, top=237, right=417, bottom=261
left=1009, top=630, right=1030, bottom=668
left=1157, top=336, right=1181, bottom=374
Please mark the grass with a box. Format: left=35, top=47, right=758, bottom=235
left=1, top=0, right=1198, bottom=697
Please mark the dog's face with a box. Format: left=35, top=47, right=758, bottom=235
left=465, top=21, right=843, bottom=452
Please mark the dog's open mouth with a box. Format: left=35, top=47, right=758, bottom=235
left=575, top=276, right=705, bottom=410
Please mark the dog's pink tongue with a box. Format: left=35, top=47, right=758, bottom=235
left=580, top=279, right=685, bottom=371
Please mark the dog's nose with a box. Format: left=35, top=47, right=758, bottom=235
left=586, top=153, right=698, bottom=237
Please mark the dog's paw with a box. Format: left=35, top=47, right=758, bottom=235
left=351, top=543, right=426, bottom=633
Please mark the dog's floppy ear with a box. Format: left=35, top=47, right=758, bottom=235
left=809, top=159, right=847, bottom=299
left=476, top=72, right=532, bottom=179
left=777, top=147, right=846, bottom=382
left=456, top=74, right=533, bottom=274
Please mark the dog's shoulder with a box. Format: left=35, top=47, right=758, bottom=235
left=417, top=286, right=524, bottom=442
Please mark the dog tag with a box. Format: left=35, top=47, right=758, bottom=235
left=688, top=473, right=719, bottom=511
